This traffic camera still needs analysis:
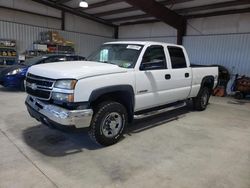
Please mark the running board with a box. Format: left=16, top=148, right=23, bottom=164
left=134, top=101, right=186, bottom=119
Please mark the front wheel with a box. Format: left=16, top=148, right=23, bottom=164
left=89, top=101, right=128, bottom=146
left=193, top=87, right=210, bottom=111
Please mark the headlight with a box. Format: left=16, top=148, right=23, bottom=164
left=54, top=80, right=77, bottom=90
left=52, top=92, right=74, bottom=102
left=7, top=68, right=22, bottom=75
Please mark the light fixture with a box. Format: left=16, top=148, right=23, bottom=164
left=79, top=1, right=88, bottom=8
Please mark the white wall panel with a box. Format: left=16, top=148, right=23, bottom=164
left=0, top=20, right=112, bottom=57
left=183, top=34, right=250, bottom=76
left=0, top=0, right=61, bottom=18
left=0, top=7, right=61, bottom=29
left=119, top=22, right=177, bottom=39
left=238, top=13, right=250, bottom=33
left=65, top=13, right=114, bottom=38
left=187, top=13, right=250, bottom=35
left=0, top=1, right=114, bottom=38
left=119, top=37, right=177, bottom=44
left=0, top=8, right=14, bottom=22
left=0, top=0, right=13, bottom=7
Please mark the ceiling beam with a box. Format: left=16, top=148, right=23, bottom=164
left=55, top=0, right=72, bottom=4
left=31, top=0, right=115, bottom=27
left=177, top=0, right=250, bottom=14
left=108, top=14, right=152, bottom=23
left=85, top=0, right=124, bottom=10
left=186, top=7, right=250, bottom=19
left=123, top=0, right=186, bottom=29
left=94, top=0, right=192, bottom=17
left=120, top=7, right=250, bottom=25
left=94, top=6, right=136, bottom=17
left=0, top=5, right=61, bottom=20
left=120, top=19, right=160, bottom=26
left=124, top=0, right=186, bottom=44
left=107, top=0, right=250, bottom=23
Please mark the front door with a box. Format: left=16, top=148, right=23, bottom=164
left=135, top=45, right=172, bottom=111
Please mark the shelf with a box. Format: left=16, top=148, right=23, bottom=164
left=0, top=65, right=16, bottom=68
left=0, top=46, right=16, bottom=49
left=0, top=56, right=17, bottom=59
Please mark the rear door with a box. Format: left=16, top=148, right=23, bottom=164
left=166, top=46, right=192, bottom=100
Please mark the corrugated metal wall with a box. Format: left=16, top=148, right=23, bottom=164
left=183, top=34, right=250, bottom=76
left=1, top=19, right=249, bottom=77
left=119, top=36, right=177, bottom=44
left=0, top=20, right=113, bottom=57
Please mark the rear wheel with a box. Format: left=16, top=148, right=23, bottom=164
left=193, top=87, right=210, bottom=111
left=89, top=101, right=128, bottom=146
left=234, top=92, right=244, bottom=99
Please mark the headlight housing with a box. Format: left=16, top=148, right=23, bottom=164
left=54, top=79, right=77, bottom=90
left=7, top=68, right=22, bottom=75
left=51, top=92, right=74, bottom=103
left=52, top=79, right=77, bottom=103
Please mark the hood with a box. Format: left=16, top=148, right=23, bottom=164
left=0, top=65, right=27, bottom=77
left=27, top=61, right=128, bottom=79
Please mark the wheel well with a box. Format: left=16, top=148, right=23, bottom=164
left=202, top=76, right=215, bottom=93
left=90, top=91, right=134, bottom=123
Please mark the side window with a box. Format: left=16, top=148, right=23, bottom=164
left=140, top=45, right=166, bottom=70
left=168, top=47, right=187, bottom=69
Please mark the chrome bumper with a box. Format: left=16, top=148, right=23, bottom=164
left=25, top=95, right=93, bottom=128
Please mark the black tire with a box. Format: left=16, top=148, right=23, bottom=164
left=234, top=92, right=244, bottom=99
left=89, top=101, right=128, bottom=146
left=193, top=87, right=210, bottom=111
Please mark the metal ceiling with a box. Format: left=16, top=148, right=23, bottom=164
left=32, top=0, right=250, bottom=26
left=31, top=0, right=250, bottom=44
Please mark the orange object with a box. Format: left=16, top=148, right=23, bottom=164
left=213, top=86, right=225, bottom=97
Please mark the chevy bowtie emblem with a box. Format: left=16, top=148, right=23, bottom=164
left=31, top=83, right=37, bottom=90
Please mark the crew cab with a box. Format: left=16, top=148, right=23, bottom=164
left=25, top=41, right=218, bottom=146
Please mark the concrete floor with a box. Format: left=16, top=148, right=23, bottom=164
left=0, top=86, right=250, bottom=188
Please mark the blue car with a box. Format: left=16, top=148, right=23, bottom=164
left=0, top=54, right=85, bottom=90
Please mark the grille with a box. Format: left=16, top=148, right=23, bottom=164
left=26, top=77, right=53, bottom=87
left=26, top=73, right=55, bottom=100
left=26, top=87, right=51, bottom=99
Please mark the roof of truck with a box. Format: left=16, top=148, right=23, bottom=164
left=105, top=41, right=182, bottom=47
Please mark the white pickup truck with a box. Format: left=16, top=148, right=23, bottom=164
left=25, top=41, right=218, bottom=146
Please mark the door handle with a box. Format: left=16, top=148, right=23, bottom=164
left=185, top=73, right=189, bottom=78
left=165, top=74, right=171, bottom=80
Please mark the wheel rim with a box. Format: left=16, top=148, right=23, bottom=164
left=101, top=112, right=123, bottom=138
left=201, top=91, right=208, bottom=107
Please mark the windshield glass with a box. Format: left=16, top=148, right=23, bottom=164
left=87, top=44, right=143, bottom=68
left=22, top=56, right=47, bottom=66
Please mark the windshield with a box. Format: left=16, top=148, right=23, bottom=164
left=22, top=56, right=47, bottom=66
left=87, top=44, right=143, bottom=68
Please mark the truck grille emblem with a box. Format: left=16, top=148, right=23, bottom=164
left=31, top=83, right=37, bottom=90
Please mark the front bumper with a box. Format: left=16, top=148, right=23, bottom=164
left=25, top=95, right=93, bottom=128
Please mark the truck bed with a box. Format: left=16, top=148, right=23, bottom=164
left=191, top=64, right=218, bottom=68
left=189, top=66, right=218, bottom=98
